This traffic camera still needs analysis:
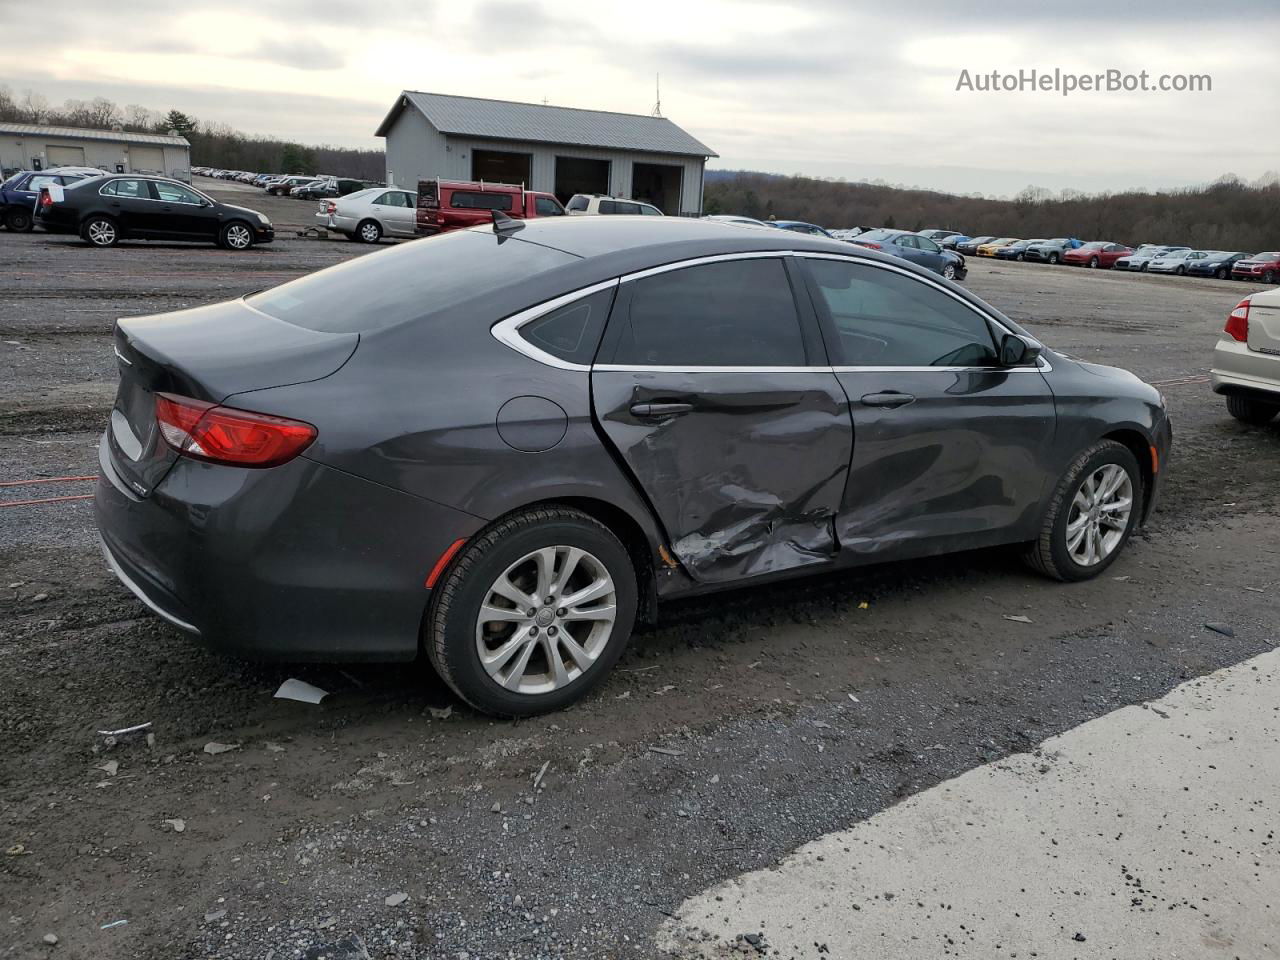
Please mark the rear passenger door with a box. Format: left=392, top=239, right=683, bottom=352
left=99, top=179, right=158, bottom=237
left=373, top=190, right=415, bottom=236
left=590, top=255, right=852, bottom=583
left=798, top=254, right=1057, bottom=561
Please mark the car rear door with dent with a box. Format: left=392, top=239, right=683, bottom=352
left=590, top=254, right=853, bottom=584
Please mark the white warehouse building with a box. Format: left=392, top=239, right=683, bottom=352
left=0, top=122, right=190, bottom=180
left=376, top=91, right=717, bottom=216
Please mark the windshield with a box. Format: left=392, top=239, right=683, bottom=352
left=247, top=230, right=578, bottom=333
left=1255, top=252, right=1280, bottom=260
left=855, top=229, right=895, bottom=241
left=1161, top=250, right=1191, bottom=259
left=1080, top=242, right=1106, bottom=250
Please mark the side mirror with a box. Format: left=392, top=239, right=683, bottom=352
left=999, top=332, right=1043, bottom=367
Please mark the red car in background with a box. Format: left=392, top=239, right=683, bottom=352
left=1231, top=251, right=1280, bottom=284
left=1063, top=241, right=1133, bottom=269
left=416, top=178, right=564, bottom=236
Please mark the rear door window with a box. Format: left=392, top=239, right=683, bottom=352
left=609, top=258, right=806, bottom=367
left=805, top=259, right=999, bottom=368
left=599, top=200, right=641, bottom=215
left=248, top=230, right=578, bottom=333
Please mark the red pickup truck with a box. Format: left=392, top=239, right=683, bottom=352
left=416, top=179, right=565, bottom=235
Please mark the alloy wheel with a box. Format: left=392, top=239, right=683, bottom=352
left=474, top=545, right=617, bottom=695
left=225, top=224, right=252, bottom=249
left=1065, top=463, right=1133, bottom=567
left=87, top=220, right=116, bottom=246
left=942, top=263, right=956, bottom=280
left=360, top=221, right=381, bottom=243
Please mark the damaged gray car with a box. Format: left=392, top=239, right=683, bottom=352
left=96, top=215, right=1172, bottom=716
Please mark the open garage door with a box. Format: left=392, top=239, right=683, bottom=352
left=633, top=162, right=683, bottom=215
left=129, top=146, right=165, bottom=174
left=46, top=145, right=86, bottom=167
left=555, top=156, right=609, bottom=205
left=472, top=149, right=531, bottom=187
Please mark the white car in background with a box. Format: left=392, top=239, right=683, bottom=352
left=1212, top=287, right=1280, bottom=425
left=316, top=187, right=417, bottom=243
left=565, top=194, right=663, bottom=216
left=1146, top=248, right=1206, bottom=275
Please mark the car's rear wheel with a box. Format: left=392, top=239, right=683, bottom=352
left=1024, top=440, right=1142, bottom=582
left=427, top=506, right=638, bottom=717
left=220, top=221, right=254, bottom=250
left=81, top=216, right=119, bottom=247
left=1048, top=252, right=1060, bottom=264
left=357, top=219, right=382, bottom=244
left=1226, top=394, right=1280, bottom=425
left=6, top=208, right=33, bottom=232
left=941, top=262, right=957, bottom=280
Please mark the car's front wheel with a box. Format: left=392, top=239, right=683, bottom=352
left=1088, top=256, right=1100, bottom=268
left=1024, top=440, right=1143, bottom=582
left=1215, top=267, right=1228, bottom=280
left=1264, top=270, right=1276, bottom=284
left=941, top=262, right=957, bottom=280
left=427, top=506, right=638, bottom=717
left=1048, top=252, right=1060, bottom=264
left=357, top=219, right=382, bottom=243
left=81, top=216, right=119, bottom=247
left=1175, top=265, right=1186, bottom=276
left=1226, top=394, right=1279, bottom=425
left=219, top=221, right=254, bottom=250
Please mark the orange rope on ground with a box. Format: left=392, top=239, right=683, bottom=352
left=0, top=475, right=96, bottom=488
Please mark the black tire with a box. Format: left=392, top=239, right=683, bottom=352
left=1016, top=253, right=1025, bottom=261
left=1264, top=270, right=1276, bottom=285
left=1048, top=252, right=1060, bottom=264
left=1023, top=440, right=1143, bottom=582
left=6, top=208, right=33, bottom=232
left=941, top=262, right=957, bottom=280
left=1140, top=263, right=1149, bottom=272
left=81, top=215, right=119, bottom=247
left=219, top=220, right=255, bottom=250
left=1226, top=394, right=1280, bottom=425
left=427, top=506, right=638, bottom=717
left=1215, top=268, right=1228, bottom=280
left=356, top=219, right=382, bottom=244
left=1175, top=266, right=1185, bottom=276
left=1088, top=256, right=1099, bottom=268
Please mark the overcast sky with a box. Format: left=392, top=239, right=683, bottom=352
left=3, top=0, right=1278, bottom=196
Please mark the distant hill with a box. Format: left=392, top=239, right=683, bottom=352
left=703, top=170, right=1280, bottom=251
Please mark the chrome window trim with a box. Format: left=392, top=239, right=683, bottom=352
left=490, top=279, right=621, bottom=372
left=491, top=249, right=1052, bottom=374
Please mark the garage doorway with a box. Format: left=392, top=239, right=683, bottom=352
left=472, top=149, right=532, bottom=187
left=632, top=162, right=683, bottom=215
left=554, top=156, right=610, bottom=205
left=129, top=146, right=165, bottom=174
left=46, top=145, right=86, bottom=167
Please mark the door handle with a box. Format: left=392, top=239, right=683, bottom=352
left=860, top=392, right=915, bottom=408
left=630, top=402, right=694, bottom=418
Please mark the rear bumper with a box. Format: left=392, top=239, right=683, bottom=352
left=94, top=436, right=486, bottom=661
left=1211, top=339, right=1280, bottom=399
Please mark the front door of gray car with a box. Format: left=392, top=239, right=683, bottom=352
left=800, top=256, right=1057, bottom=560
left=590, top=255, right=853, bottom=584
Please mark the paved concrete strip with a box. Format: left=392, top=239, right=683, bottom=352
left=660, top=649, right=1280, bottom=959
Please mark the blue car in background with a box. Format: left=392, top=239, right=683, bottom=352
left=770, top=219, right=835, bottom=238
left=851, top=228, right=968, bottom=280
left=0, top=168, right=101, bottom=231
left=1185, top=251, right=1251, bottom=280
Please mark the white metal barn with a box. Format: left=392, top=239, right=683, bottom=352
left=376, top=91, right=717, bottom=216
left=0, top=123, right=191, bottom=180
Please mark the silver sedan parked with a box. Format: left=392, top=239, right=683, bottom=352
left=317, top=187, right=417, bottom=243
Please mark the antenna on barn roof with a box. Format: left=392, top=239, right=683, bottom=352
left=651, top=74, right=662, bottom=117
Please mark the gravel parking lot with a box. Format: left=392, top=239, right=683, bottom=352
left=1, top=197, right=1277, bottom=960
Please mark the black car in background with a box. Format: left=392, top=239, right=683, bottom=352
left=96, top=216, right=1170, bottom=716
left=34, top=175, right=274, bottom=249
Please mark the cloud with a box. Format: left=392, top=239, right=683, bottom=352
left=250, top=38, right=345, bottom=71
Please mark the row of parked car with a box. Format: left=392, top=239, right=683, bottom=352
left=191, top=167, right=380, bottom=201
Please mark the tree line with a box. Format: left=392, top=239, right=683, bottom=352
left=705, top=171, right=1280, bottom=252
left=0, top=87, right=385, bottom=180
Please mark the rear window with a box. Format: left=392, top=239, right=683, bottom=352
left=450, top=191, right=513, bottom=211
left=247, top=230, right=578, bottom=333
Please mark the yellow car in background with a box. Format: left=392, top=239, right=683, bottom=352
left=977, top=237, right=1020, bottom=257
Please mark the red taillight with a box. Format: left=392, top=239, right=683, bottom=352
left=155, top=393, right=316, bottom=468
left=323, top=201, right=336, bottom=214
left=856, top=241, right=881, bottom=250
left=1225, top=298, right=1250, bottom=343
left=39, top=189, right=53, bottom=209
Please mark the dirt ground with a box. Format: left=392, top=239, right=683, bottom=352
left=1, top=196, right=1277, bottom=960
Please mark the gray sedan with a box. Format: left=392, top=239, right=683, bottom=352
left=95, top=217, right=1171, bottom=716
left=317, top=187, right=417, bottom=242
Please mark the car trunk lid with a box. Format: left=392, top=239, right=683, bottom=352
left=108, top=299, right=357, bottom=497
left=1246, top=289, right=1280, bottom=356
